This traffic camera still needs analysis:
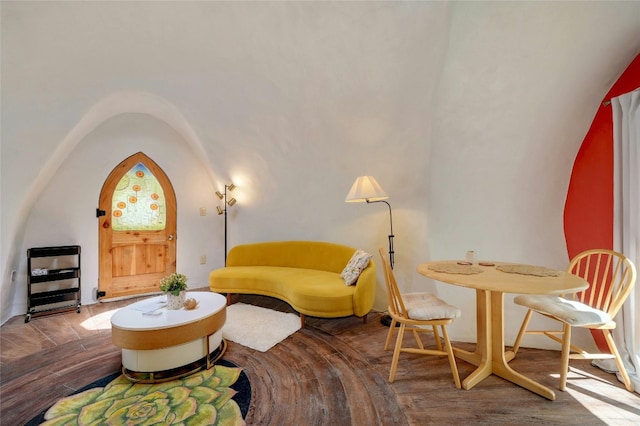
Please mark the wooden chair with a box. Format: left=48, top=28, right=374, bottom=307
left=379, top=248, right=461, bottom=388
left=512, top=249, right=637, bottom=392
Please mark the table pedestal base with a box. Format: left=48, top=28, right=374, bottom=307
left=454, top=347, right=555, bottom=400
left=455, top=289, right=556, bottom=401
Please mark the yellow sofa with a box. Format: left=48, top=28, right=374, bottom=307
left=209, top=241, right=376, bottom=327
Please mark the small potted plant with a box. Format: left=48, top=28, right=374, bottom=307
left=160, top=272, right=188, bottom=309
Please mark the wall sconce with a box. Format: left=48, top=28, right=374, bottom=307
left=216, top=183, right=237, bottom=265
left=345, top=175, right=394, bottom=269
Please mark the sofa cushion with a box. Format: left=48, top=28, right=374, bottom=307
left=225, top=241, right=358, bottom=273
left=341, top=249, right=373, bottom=285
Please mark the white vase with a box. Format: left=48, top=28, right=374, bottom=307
left=166, top=291, right=186, bottom=310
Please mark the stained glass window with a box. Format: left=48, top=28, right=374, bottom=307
left=111, top=162, right=166, bottom=231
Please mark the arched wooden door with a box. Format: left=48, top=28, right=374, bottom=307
left=98, top=152, right=177, bottom=299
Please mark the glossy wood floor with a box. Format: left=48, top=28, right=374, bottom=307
left=2, top=291, right=639, bottom=425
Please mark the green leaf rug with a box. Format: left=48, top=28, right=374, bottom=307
left=28, top=360, right=250, bottom=426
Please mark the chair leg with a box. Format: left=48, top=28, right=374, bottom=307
left=389, top=323, right=406, bottom=382
left=433, top=325, right=443, bottom=351
left=512, top=309, right=533, bottom=356
left=441, top=325, right=461, bottom=389
left=384, top=318, right=397, bottom=350
left=603, top=329, right=634, bottom=392
left=559, top=323, right=571, bottom=391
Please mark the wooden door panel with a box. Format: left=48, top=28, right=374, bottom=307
left=98, top=152, right=176, bottom=299
left=111, top=244, right=167, bottom=277
left=110, top=275, right=165, bottom=297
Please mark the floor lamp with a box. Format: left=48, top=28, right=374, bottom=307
left=345, top=176, right=396, bottom=327
left=216, top=183, right=237, bottom=266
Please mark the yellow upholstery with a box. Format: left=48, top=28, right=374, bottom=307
left=209, top=241, right=376, bottom=321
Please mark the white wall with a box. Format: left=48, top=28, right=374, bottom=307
left=2, top=1, right=640, bottom=350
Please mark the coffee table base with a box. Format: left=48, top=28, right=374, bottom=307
left=123, top=340, right=227, bottom=383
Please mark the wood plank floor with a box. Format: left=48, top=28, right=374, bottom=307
left=2, top=291, right=639, bottom=425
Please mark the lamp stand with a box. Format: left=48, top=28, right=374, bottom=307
left=366, top=200, right=397, bottom=327
left=344, top=176, right=397, bottom=328
left=223, top=194, right=228, bottom=266
left=216, top=184, right=236, bottom=266
left=366, top=199, right=394, bottom=269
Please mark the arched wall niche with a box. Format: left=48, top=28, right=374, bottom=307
left=1, top=91, right=221, bottom=322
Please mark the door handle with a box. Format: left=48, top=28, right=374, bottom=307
left=168, top=234, right=175, bottom=241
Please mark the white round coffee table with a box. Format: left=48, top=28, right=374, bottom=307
left=111, top=291, right=226, bottom=382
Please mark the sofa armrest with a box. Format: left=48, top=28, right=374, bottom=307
left=352, top=260, right=377, bottom=317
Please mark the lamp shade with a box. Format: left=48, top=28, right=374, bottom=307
left=345, top=176, right=388, bottom=202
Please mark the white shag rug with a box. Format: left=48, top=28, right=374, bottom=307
left=222, top=303, right=302, bottom=352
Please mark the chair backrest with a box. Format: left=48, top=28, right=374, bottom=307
left=379, top=248, right=408, bottom=320
left=568, top=249, right=637, bottom=317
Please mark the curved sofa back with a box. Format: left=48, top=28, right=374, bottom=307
left=226, top=241, right=361, bottom=273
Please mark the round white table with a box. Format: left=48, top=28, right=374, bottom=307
left=111, top=291, right=227, bottom=382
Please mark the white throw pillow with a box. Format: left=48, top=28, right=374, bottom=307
left=341, top=249, right=372, bottom=286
